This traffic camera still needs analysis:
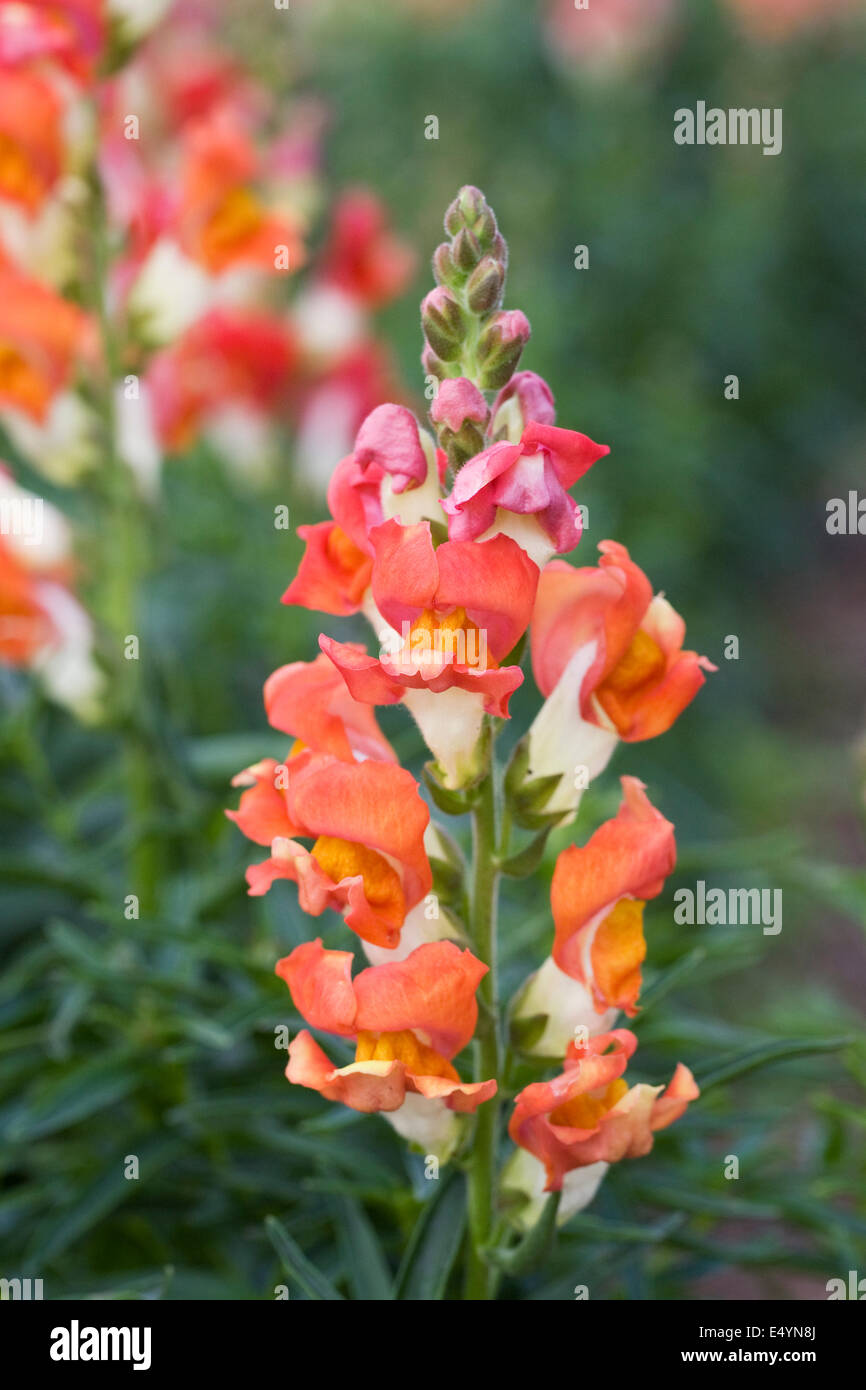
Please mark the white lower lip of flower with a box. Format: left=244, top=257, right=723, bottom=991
left=0, top=186, right=82, bottom=285
left=402, top=684, right=485, bottom=789
left=385, top=1092, right=460, bottom=1161
left=4, top=393, right=99, bottom=486
left=293, top=285, right=366, bottom=360
left=129, top=238, right=213, bottom=346
left=526, top=640, right=618, bottom=819
left=502, top=1147, right=610, bottom=1232
left=381, top=431, right=446, bottom=531
left=362, top=899, right=453, bottom=967
left=0, top=472, right=68, bottom=565
left=33, top=581, right=104, bottom=720
left=114, top=381, right=162, bottom=499
left=208, top=404, right=274, bottom=486
left=513, top=955, right=618, bottom=1057
left=107, top=0, right=172, bottom=41
left=476, top=507, right=554, bottom=571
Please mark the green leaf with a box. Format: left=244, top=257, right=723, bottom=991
left=264, top=1214, right=344, bottom=1301
left=509, top=1011, right=548, bottom=1054
left=26, top=1140, right=182, bottom=1264
left=696, top=1035, right=855, bottom=1092
left=422, top=763, right=473, bottom=816
left=499, top=825, right=553, bottom=878
left=4, top=1053, right=139, bottom=1144
left=484, top=1191, right=560, bottom=1274
left=395, top=1173, right=466, bottom=1300
left=637, top=948, right=708, bottom=1015
left=336, top=1197, right=393, bottom=1300
left=428, top=854, right=465, bottom=903
left=567, top=1211, right=686, bottom=1244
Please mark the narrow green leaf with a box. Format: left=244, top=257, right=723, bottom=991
left=265, top=1214, right=344, bottom=1301
left=395, top=1173, right=466, bottom=1300
left=26, top=1140, right=182, bottom=1264
left=637, top=948, right=708, bottom=1015
left=4, top=1053, right=139, bottom=1144
left=567, top=1211, right=686, bottom=1244
left=336, top=1197, right=393, bottom=1300
left=697, top=1035, right=855, bottom=1092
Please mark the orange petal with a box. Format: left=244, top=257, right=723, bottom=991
left=225, top=758, right=296, bottom=846
left=282, top=522, right=372, bottom=616
left=263, top=653, right=395, bottom=762
left=354, top=941, right=488, bottom=1057
left=276, top=939, right=357, bottom=1035
left=551, top=776, right=675, bottom=1002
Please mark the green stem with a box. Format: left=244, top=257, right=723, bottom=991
left=465, top=756, right=501, bottom=1300
left=87, top=149, right=160, bottom=917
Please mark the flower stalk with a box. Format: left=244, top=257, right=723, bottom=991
left=465, top=743, right=502, bottom=1299
left=231, top=185, right=709, bottom=1299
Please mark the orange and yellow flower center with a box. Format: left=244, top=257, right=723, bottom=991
left=550, top=1078, right=628, bottom=1129
left=0, top=341, right=46, bottom=416
left=407, top=606, right=493, bottom=669
left=354, top=1028, right=459, bottom=1081
left=202, top=187, right=265, bottom=262
left=312, top=835, right=405, bottom=925
left=595, top=627, right=666, bottom=734
left=591, top=897, right=646, bottom=1008
left=326, top=524, right=368, bottom=576
left=0, top=133, right=42, bottom=207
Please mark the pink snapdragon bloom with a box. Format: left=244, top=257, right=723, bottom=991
left=543, top=0, right=678, bottom=77
left=441, top=371, right=608, bottom=567
left=284, top=402, right=445, bottom=618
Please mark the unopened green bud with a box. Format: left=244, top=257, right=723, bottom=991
left=422, top=287, right=467, bottom=362
left=477, top=310, right=531, bottom=390
left=466, top=256, right=505, bottom=314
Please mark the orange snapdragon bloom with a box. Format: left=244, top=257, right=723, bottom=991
left=177, top=115, right=305, bottom=275
left=524, top=540, right=714, bottom=820
left=551, top=776, right=675, bottom=1016
left=0, top=537, right=56, bottom=663
left=509, top=1029, right=698, bottom=1194
left=511, top=777, right=675, bottom=1058
left=281, top=518, right=373, bottom=618
left=227, top=750, right=431, bottom=950
left=532, top=540, right=714, bottom=743
left=283, top=403, right=445, bottom=617
left=320, top=517, right=539, bottom=787
left=0, top=254, right=93, bottom=421
left=0, top=466, right=102, bottom=715
left=279, top=939, right=496, bottom=1132
left=0, top=69, right=64, bottom=214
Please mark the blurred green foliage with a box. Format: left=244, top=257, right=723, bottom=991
left=1, top=0, right=865, bottom=1299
